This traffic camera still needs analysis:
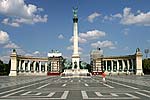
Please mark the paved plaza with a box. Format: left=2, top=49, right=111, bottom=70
left=0, top=75, right=150, bottom=100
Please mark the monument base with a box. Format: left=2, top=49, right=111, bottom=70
left=9, top=70, right=17, bottom=76
left=62, top=69, right=91, bottom=77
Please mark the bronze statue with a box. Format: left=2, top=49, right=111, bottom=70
left=73, top=7, right=78, bottom=17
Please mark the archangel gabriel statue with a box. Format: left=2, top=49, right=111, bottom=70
left=73, top=7, right=78, bottom=17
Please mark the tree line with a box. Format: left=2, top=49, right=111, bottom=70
left=0, top=60, right=11, bottom=76
left=142, top=58, right=150, bottom=74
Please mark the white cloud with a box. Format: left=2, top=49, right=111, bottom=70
left=67, top=45, right=83, bottom=51
left=137, top=10, right=141, bottom=14
left=0, top=30, right=20, bottom=49
left=58, top=34, right=64, bottom=39
left=88, top=12, right=101, bottom=23
left=0, top=55, right=10, bottom=63
left=33, top=51, right=40, bottom=55
left=91, top=40, right=116, bottom=49
left=103, top=14, right=122, bottom=21
left=4, top=41, right=20, bottom=49
left=121, top=7, right=150, bottom=26
left=112, top=13, right=122, bottom=18
left=70, top=36, right=87, bottom=44
left=0, top=0, right=48, bottom=27
left=104, top=15, right=113, bottom=21
left=70, top=30, right=106, bottom=44
left=79, top=30, right=106, bottom=40
left=103, top=7, right=150, bottom=26
left=25, top=53, right=34, bottom=56
left=67, top=45, right=73, bottom=50
left=69, top=30, right=106, bottom=45
left=25, top=51, right=44, bottom=57
left=2, top=18, right=20, bottom=27
left=0, top=30, right=9, bottom=44
left=0, top=48, right=25, bottom=63
left=78, top=37, right=87, bottom=43
left=32, top=51, right=47, bottom=57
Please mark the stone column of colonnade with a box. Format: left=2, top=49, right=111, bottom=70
left=117, top=60, right=119, bottom=73
left=131, top=59, right=134, bottom=73
left=22, top=61, right=26, bottom=72
left=18, top=60, right=21, bottom=72
left=122, top=60, right=125, bottom=72
left=127, top=60, right=130, bottom=74
left=33, top=61, right=36, bottom=73
left=39, top=61, right=42, bottom=73
left=45, top=62, right=48, bottom=73
left=110, top=60, right=113, bottom=73
left=27, top=61, right=30, bottom=72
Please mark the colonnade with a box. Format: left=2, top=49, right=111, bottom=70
left=91, top=48, right=144, bottom=75
left=9, top=50, right=63, bottom=76
left=103, top=59, right=135, bottom=73
left=17, top=60, right=48, bottom=74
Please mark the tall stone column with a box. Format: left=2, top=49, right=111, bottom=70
left=72, top=7, right=80, bottom=70
left=9, top=49, right=18, bottom=76
left=45, top=62, right=48, bottom=72
left=22, top=61, right=25, bottom=72
left=28, top=61, right=31, bottom=72
left=127, top=60, right=130, bottom=74
left=122, top=60, right=125, bottom=72
left=117, top=60, right=119, bottom=73
left=111, top=60, right=113, bottom=73
left=39, top=61, right=42, bottom=73
left=135, top=48, right=144, bottom=75
left=33, top=61, right=36, bottom=73
left=131, top=59, right=134, bottom=72
left=105, top=60, right=107, bottom=71
left=18, top=60, right=21, bottom=73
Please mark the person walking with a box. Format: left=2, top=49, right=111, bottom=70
left=102, top=71, right=106, bottom=83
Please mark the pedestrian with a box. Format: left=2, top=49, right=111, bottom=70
left=102, top=71, right=106, bottom=83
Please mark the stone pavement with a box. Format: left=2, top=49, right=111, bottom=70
left=106, top=75, right=150, bottom=87
left=0, top=76, right=150, bottom=99
left=0, top=76, right=51, bottom=89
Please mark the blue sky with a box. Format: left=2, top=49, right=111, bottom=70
left=0, top=0, right=150, bottom=63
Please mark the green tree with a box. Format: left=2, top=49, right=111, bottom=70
left=0, top=60, right=4, bottom=75
left=86, top=64, right=91, bottom=72
left=142, top=59, right=150, bottom=74
left=0, top=59, right=11, bottom=75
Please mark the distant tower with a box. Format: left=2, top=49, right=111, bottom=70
left=72, top=7, right=80, bottom=69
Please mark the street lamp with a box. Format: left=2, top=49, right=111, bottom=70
left=144, top=49, right=149, bottom=58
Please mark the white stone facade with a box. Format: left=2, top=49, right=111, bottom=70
left=90, top=48, right=144, bottom=75
left=9, top=51, right=63, bottom=76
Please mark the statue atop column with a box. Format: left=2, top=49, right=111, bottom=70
left=73, top=7, right=78, bottom=18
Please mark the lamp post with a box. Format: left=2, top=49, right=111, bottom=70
left=144, top=49, right=149, bottom=59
